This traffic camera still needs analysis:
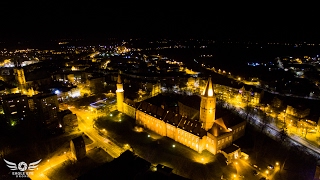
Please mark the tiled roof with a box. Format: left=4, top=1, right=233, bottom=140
left=139, top=100, right=207, bottom=137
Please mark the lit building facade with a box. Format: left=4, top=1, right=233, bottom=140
left=0, top=93, right=30, bottom=124
left=116, top=74, right=124, bottom=112
left=32, top=93, right=59, bottom=125
left=118, top=76, right=246, bottom=156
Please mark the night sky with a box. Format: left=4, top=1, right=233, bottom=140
left=0, top=3, right=317, bottom=42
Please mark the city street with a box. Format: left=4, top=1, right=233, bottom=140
left=29, top=101, right=122, bottom=179
left=68, top=105, right=125, bottom=158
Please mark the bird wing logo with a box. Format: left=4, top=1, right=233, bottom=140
left=3, top=159, right=18, bottom=171
left=3, top=159, right=42, bottom=171
left=28, top=159, right=41, bottom=170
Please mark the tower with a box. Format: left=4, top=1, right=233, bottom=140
left=116, top=74, right=124, bottom=112
left=14, top=68, right=26, bottom=91
left=14, top=68, right=26, bottom=85
left=200, top=77, right=216, bottom=130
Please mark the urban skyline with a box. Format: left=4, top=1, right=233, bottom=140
left=0, top=4, right=320, bottom=179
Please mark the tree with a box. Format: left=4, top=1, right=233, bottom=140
left=278, top=128, right=288, bottom=145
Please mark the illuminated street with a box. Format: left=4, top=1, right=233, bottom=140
left=1, top=7, right=320, bottom=180
left=29, top=100, right=123, bottom=179
left=68, top=104, right=125, bottom=158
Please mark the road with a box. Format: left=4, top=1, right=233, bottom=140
left=233, top=158, right=279, bottom=180
left=29, top=103, right=123, bottom=179
left=66, top=104, right=124, bottom=158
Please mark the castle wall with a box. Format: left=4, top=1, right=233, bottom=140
left=231, top=121, right=246, bottom=141
left=176, top=128, right=201, bottom=152
left=166, top=123, right=176, bottom=140
left=123, top=103, right=136, bottom=119
left=136, top=110, right=166, bottom=136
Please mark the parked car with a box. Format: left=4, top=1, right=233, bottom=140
left=267, top=164, right=274, bottom=170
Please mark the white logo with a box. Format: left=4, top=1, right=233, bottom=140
left=4, top=159, right=41, bottom=178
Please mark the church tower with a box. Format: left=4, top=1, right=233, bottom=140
left=200, top=77, right=216, bottom=130
left=14, top=67, right=26, bottom=91
left=116, top=74, right=124, bottom=112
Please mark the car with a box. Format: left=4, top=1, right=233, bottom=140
left=253, top=170, right=260, bottom=176
left=259, top=177, right=266, bottom=180
left=267, top=164, right=274, bottom=170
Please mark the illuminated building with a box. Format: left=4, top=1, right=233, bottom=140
left=0, top=93, right=30, bottom=124
left=116, top=74, right=124, bottom=112
left=70, top=136, right=86, bottom=160
left=59, top=110, right=78, bottom=132
left=31, top=93, right=59, bottom=125
left=200, top=78, right=216, bottom=130
left=13, top=68, right=27, bottom=94
left=118, top=76, right=246, bottom=157
left=14, top=68, right=26, bottom=86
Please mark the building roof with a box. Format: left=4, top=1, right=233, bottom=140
left=124, top=98, right=137, bottom=107
left=32, top=93, right=57, bottom=99
left=137, top=100, right=207, bottom=137
left=202, top=77, right=215, bottom=97
left=1, top=93, right=27, bottom=100
left=221, top=144, right=240, bottom=154
left=178, top=95, right=201, bottom=110
left=117, top=74, right=122, bottom=84
left=71, top=136, right=85, bottom=147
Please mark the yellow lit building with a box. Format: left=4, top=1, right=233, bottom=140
left=118, top=76, right=246, bottom=157
left=116, top=74, right=124, bottom=113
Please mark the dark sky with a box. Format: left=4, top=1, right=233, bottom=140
left=0, top=3, right=317, bottom=42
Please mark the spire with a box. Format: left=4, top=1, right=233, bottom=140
left=202, top=77, right=214, bottom=97
left=117, top=74, right=122, bottom=84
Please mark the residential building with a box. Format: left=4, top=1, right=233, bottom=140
left=0, top=93, right=30, bottom=124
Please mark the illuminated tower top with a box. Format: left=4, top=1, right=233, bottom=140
left=200, top=77, right=216, bottom=131
left=116, top=74, right=123, bottom=93
left=202, top=77, right=215, bottom=97
left=116, top=74, right=124, bottom=112
left=117, top=74, right=122, bottom=84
